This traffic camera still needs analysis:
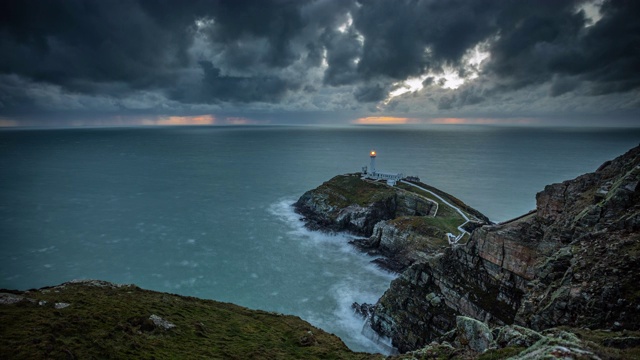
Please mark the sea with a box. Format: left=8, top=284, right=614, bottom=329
left=1, top=125, right=638, bottom=353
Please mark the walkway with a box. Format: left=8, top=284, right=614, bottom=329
left=399, top=180, right=471, bottom=245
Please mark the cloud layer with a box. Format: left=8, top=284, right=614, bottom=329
left=0, top=0, right=638, bottom=126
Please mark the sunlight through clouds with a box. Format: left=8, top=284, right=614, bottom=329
left=380, top=45, right=490, bottom=107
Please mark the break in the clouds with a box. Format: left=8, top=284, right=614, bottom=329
left=0, top=0, right=638, bottom=126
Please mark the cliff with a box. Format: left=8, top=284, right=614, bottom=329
left=369, top=145, right=640, bottom=353
left=0, top=280, right=379, bottom=359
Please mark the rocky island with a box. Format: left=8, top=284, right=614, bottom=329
left=2, top=146, right=639, bottom=359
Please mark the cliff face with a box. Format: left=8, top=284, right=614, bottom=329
left=370, top=145, right=640, bottom=352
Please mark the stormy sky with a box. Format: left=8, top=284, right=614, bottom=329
left=0, top=0, right=638, bottom=127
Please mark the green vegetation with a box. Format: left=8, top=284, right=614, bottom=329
left=390, top=217, right=457, bottom=246
left=318, top=175, right=397, bottom=208
left=561, top=326, right=640, bottom=360
left=396, top=183, right=467, bottom=222
left=0, top=281, right=381, bottom=360
left=397, top=181, right=490, bottom=223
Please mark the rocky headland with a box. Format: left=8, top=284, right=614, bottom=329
left=294, top=174, right=489, bottom=271
left=295, top=145, right=640, bottom=358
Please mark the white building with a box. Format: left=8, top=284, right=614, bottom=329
left=361, top=150, right=404, bottom=186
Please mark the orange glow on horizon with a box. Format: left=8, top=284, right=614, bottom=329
left=148, top=115, right=216, bottom=126
left=353, top=116, right=416, bottom=125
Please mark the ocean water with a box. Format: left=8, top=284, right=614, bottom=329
left=0, top=125, right=638, bottom=353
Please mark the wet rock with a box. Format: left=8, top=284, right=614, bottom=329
left=351, top=302, right=374, bottom=319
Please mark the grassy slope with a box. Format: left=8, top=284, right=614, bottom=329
left=0, top=281, right=381, bottom=360
left=316, top=175, right=398, bottom=208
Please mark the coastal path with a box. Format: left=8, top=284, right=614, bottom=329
left=399, top=180, right=472, bottom=245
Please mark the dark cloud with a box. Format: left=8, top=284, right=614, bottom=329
left=203, top=0, right=306, bottom=70
left=484, top=0, right=640, bottom=96
left=321, top=28, right=361, bottom=86
left=0, top=0, right=192, bottom=94
left=172, top=61, right=296, bottom=103
left=0, top=0, right=638, bottom=125
left=550, top=76, right=581, bottom=97
left=353, top=0, right=500, bottom=80
left=354, top=82, right=388, bottom=102
left=578, top=0, right=640, bottom=94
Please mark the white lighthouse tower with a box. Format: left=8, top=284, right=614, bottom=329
left=369, top=150, right=377, bottom=175
left=362, top=149, right=403, bottom=186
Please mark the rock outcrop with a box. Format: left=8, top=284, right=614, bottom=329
left=389, top=317, right=630, bottom=360
left=369, top=145, right=640, bottom=352
left=295, top=174, right=489, bottom=272
left=295, top=174, right=438, bottom=236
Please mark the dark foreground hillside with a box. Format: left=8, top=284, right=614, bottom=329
left=0, top=280, right=379, bottom=360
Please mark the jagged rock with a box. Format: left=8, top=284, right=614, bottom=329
left=351, top=302, right=374, bottom=318
left=454, top=316, right=493, bottom=353
left=369, top=145, right=640, bottom=352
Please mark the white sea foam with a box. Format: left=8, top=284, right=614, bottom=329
left=269, top=198, right=397, bottom=354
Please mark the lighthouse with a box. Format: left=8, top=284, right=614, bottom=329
left=362, top=149, right=404, bottom=186
left=369, top=150, right=377, bottom=175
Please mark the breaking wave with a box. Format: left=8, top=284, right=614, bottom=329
left=269, top=198, right=397, bottom=354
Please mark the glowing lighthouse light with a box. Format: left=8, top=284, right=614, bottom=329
left=362, top=149, right=403, bottom=186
